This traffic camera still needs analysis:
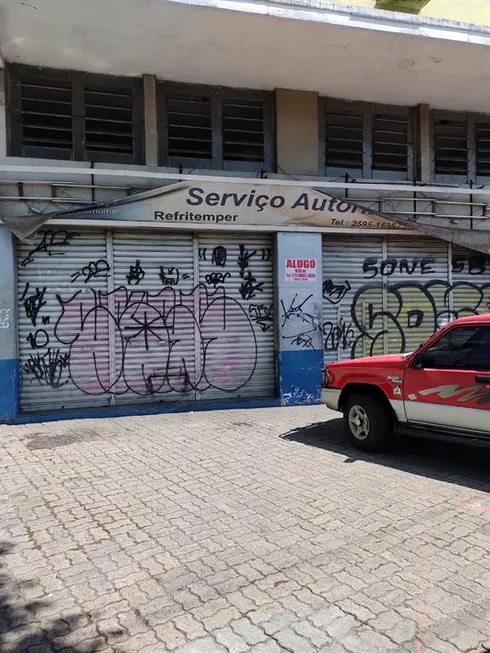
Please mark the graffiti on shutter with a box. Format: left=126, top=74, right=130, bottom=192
left=323, top=237, right=490, bottom=361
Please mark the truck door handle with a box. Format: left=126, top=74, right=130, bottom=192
left=475, top=374, right=490, bottom=383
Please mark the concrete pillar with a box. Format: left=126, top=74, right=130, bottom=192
left=143, top=74, right=158, bottom=166
left=0, top=69, right=7, bottom=157
left=276, top=232, right=323, bottom=405
left=276, top=89, right=319, bottom=177
left=417, top=103, right=431, bottom=182
left=0, top=227, right=19, bottom=421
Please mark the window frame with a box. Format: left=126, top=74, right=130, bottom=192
left=7, top=64, right=145, bottom=165
left=157, top=81, right=275, bottom=172
left=414, top=325, right=490, bottom=371
left=431, top=109, right=490, bottom=185
left=319, top=97, right=414, bottom=181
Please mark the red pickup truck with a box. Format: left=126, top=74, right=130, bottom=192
left=321, top=314, right=490, bottom=451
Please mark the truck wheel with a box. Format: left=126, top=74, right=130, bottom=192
left=343, top=393, right=392, bottom=452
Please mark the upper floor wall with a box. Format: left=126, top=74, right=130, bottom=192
left=5, top=63, right=490, bottom=188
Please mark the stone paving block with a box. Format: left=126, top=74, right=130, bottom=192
left=275, top=626, right=316, bottom=653
left=215, top=626, right=249, bottom=653
left=292, top=618, right=331, bottom=646
left=230, top=617, right=268, bottom=645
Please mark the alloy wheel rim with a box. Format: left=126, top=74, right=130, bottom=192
left=348, top=405, right=370, bottom=440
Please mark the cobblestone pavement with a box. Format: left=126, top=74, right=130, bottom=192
left=1, top=406, right=490, bottom=653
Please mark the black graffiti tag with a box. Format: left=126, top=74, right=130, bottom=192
left=280, top=293, right=314, bottom=327
left=323, top=318, right=355, bottom=352
left=280, top=293, right=319, bottom=349
left=71, top=260, right=110, bottom=284
left=21, top=230, right=79, bottom=267
left=239, top=271, right=264, bottom=301
left=452, top=255, right=490, bottom=275
left=22, top=284, right=47, bottom=327
left=205, top=272, right=231, bottom=289
left=212, top=246, right=227, bottom=268
left=248, top=304, right=273, bottom=332
left=261, top=248, right=272, bottom=262
left=362, top=257, right=435, bottom=279
left=23, top=349, right=70, bottom=388
left=159, top=267, right=190, bottom=286
left=237, top=245, right=256, bottom=278
left=126, top=260, right=146, bottom=285
left=322, top=279, right=352, bottom=305
left=27, top=329, right=50, bottom=349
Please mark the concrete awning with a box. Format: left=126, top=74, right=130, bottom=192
left=1, top=0, right=490, bottom=113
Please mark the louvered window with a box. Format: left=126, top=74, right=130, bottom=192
left=167, top=92, right=212, bottom=160
left=21, top=75, right=72, bottom=153
left=158, top=83, right=274, bottom=171
left=8, top=65, right=144, bottom=164
left=372, top=111, right=409, bottom=172
left=325, top=107, right=363, bottom=170
left=222, top=97, right=264, bottom=162
left=322, top=99, right=412, bottom=179
left=432, top=111, right=490, bottom=182
left=475, top=122, right=490, bottom=177
left=433, top=116, right=467, bottom=177
left=85, top=84, right=134, bottom=160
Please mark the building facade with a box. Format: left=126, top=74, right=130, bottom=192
left=1, top=0, right=490, bottom=422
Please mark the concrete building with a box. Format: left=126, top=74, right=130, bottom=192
left=1, top=0, right=490, bottom=422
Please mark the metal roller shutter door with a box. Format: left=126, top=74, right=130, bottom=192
left=451, top=246, right=490, bottom=319
left=198, top=233, right=274, bottom=400
left=17, top=228, right=275, bottom=413
left=17, top=229, right=110, bottom=411
left=322, top=236, right=383, bottom=363
left=385, top=237, right=449, bottom=353
left=111, top=230, right=196, bottom=405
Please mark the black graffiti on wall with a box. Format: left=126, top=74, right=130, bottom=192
left=21, top=230, right=79, bottom=267
left=323, top=318, right=355, bottom=353
left=281, top=293, right=321, bottom=349
left=452, top=254, right=490, bottom=275
left=350, top=280, right=490, bottom=357
left=159, top=266, right=190, bottom=286
left=205, top=272, right=231, bottom=289
left=322, top=279, right=351, bottom=305
left=126, top=260, right=146, bottom=285
left=27, top=329, right=50, bottom=349
left=21, top=284, right=47, bottom=327
left=212, top=246, right=227, bottom=267
left=362, top=257, right=436, bottom=279
left=45, top=284, right=258, bottom=396
left=23, top=349, right=70, bottom=388
left=71, top=259, right=110, bottom=284
left=248, top=304, right=273, bottom=332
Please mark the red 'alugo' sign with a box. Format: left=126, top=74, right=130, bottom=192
left=285, top=258, right=317, bottom=282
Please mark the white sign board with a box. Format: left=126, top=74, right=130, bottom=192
left=285, top=258, right=318, bottom=282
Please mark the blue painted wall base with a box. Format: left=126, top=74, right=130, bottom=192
left=9, top=397, right=282, bottom=425
left=0, top=359, right=19, bottom=422
left=277, top=349, right=323, bottom=405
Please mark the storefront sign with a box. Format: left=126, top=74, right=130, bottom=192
left=285, top=258, right=317, bottom=282
left=72, top=181, right=411, bottom=231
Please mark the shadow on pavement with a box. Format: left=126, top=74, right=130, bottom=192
left=0, top=542, right=124, bottom=653
left=280, top=418, right=490, bottom=493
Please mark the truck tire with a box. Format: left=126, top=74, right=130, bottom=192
left=343, top=393, right=392, bottom=452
